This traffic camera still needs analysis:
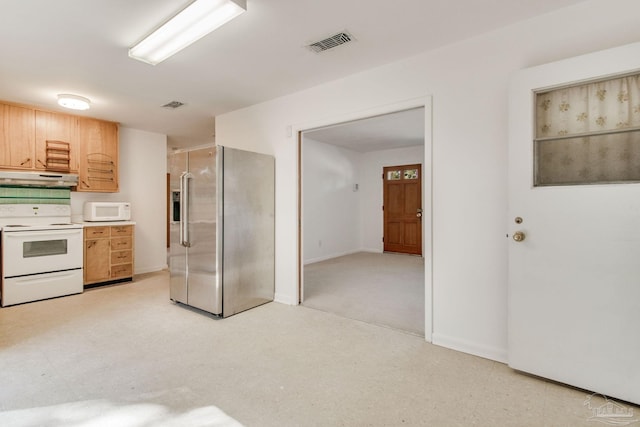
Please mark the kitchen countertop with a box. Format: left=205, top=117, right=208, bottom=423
left=75, top=221, right=136, bottom=226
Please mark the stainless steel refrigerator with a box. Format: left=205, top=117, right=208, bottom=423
left=169, top=145, right=275, bottom=317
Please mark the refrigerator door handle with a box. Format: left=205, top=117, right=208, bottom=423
left=179, top=171, right=193, bottom=247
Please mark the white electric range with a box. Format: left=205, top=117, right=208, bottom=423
left=0, top=204, right=84, bottom=307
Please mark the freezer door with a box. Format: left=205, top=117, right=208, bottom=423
left=169, top=151, right=188, bottom=304
left=222, top=147, right=275, bottom=317
left=185, top=147, right=221, bottom=315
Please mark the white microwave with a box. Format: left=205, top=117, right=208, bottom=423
left=83, top=202, right=131, bottom=222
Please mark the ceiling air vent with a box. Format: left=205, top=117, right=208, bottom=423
left=162, top=101, right=185, bottom=109
left=307, top=31, right=355, bottom=53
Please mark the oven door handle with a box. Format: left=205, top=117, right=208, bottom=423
left=2, top=228, right=82, bottom=238
left=179, top=171, right=193, bottom=247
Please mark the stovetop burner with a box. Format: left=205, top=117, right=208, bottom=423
left=0, top=204, right=79, bottom=229
left=1, top=223, right=83, bottom=232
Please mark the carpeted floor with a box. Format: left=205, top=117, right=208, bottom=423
left=302, top=252, right=425, bottom=335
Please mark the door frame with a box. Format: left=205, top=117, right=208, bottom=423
left=294, top=96, right=433, bottom=342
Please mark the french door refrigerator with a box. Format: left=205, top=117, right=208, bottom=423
left=169, top=145, right=275, bottom=317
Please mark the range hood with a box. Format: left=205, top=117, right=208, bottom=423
left=0, top=171, right=79, bottom=187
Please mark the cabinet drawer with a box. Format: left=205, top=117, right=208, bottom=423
left=111, top=225, right=132, bottom=237
left=111, top=250, right=132, bottom=265
left=111, top=237, right=132, bottom=250
left=85, top=226, right=110, bottom=238
left=111, top=263, right=132, bottom=279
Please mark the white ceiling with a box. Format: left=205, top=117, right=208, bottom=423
left=0, top=0, right=586, bottom=149
left=304, top=108, right=425, bottom=153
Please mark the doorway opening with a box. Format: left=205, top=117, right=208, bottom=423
left=298, top=106, right=428, bottom=336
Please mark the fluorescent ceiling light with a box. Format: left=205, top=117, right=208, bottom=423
left=57, top=94, right=91, bottom=110
left=129, top=0, right=247, bottom=65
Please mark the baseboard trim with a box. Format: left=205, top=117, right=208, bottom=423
left=134, top=264, right=168, bottom=275
left=432, top=332, right=507, bottom=363
left=303, top=249, right=360, bottom=265
left=274, top=292, right=297, bottom=306
left=359, top=248, right=382, bottom=254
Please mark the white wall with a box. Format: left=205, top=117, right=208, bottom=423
left=302, top=138, right=361, bottom=264
left=71, top=127, right=167, bottom=275
left=215, top=0, right=640, bottom=361
left=360, top=146, right=424, bottom=253
left=302, top=139, right=424, bottom=263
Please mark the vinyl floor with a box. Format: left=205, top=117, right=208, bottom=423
left=0, top=271, right=636, bottom=426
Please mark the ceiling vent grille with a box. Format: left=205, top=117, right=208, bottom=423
left=307, top=31, right=354, bottom=53
left=162, top=101, right=185, bottom=109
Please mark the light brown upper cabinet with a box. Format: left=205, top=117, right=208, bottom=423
left=35, top=110, right=79, bottom=172
left=0, top=100, right=119, bottom=193
left=0, top=104, right=35, bottom=169
left=77, top=118, right=119, bottom=192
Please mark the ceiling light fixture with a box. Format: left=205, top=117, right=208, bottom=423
left=57, top=94, right=91, bottom=110
left=129, top=0, right=247, bottom=66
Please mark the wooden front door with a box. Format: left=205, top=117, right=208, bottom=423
left=383, top=164, right=422, bottom=255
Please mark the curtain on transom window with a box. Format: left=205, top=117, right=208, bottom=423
left=534, top=73, right=640, bottom=186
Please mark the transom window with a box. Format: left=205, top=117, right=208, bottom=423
left=386, top=168, right=419, bottom=181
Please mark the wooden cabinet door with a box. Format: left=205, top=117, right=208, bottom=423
left=35, top=110, right=79, bottom=172
left=77, top=118, right=119, bottom=192
left=84, top=238, right=111, bottom=284
left=0, top=104, right=35, bottom=169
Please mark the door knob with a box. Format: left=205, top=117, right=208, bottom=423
left=512, top=231, right=526, bottom=242
left=417, top=208, right=422, bottom=218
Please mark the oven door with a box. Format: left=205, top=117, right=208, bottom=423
left=2, top=228, right=83, bottom=277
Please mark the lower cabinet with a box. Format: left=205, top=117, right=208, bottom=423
left=84, top=224, right=134, bottom=286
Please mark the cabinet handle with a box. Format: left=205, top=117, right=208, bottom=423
left=87, top=167, right=114, bottom=173
left=87, top=177, right=114, bottom=182
left=37, top=159, right=47, bottom=167
left=81, top=180, right=90, bottom=188
left=20, top=158, right=31, bottom=166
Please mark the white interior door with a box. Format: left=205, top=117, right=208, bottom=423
left=508, top=43, right=640, bottom=405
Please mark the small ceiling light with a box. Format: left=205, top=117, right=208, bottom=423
left=57, top=94, right=91, bottom=110
left=129, top=0, right=247, bottom=66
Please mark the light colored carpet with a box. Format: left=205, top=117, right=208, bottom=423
left=303, top=252, right=425, bottom=335
left=0, top=271, right=635, bottom=426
